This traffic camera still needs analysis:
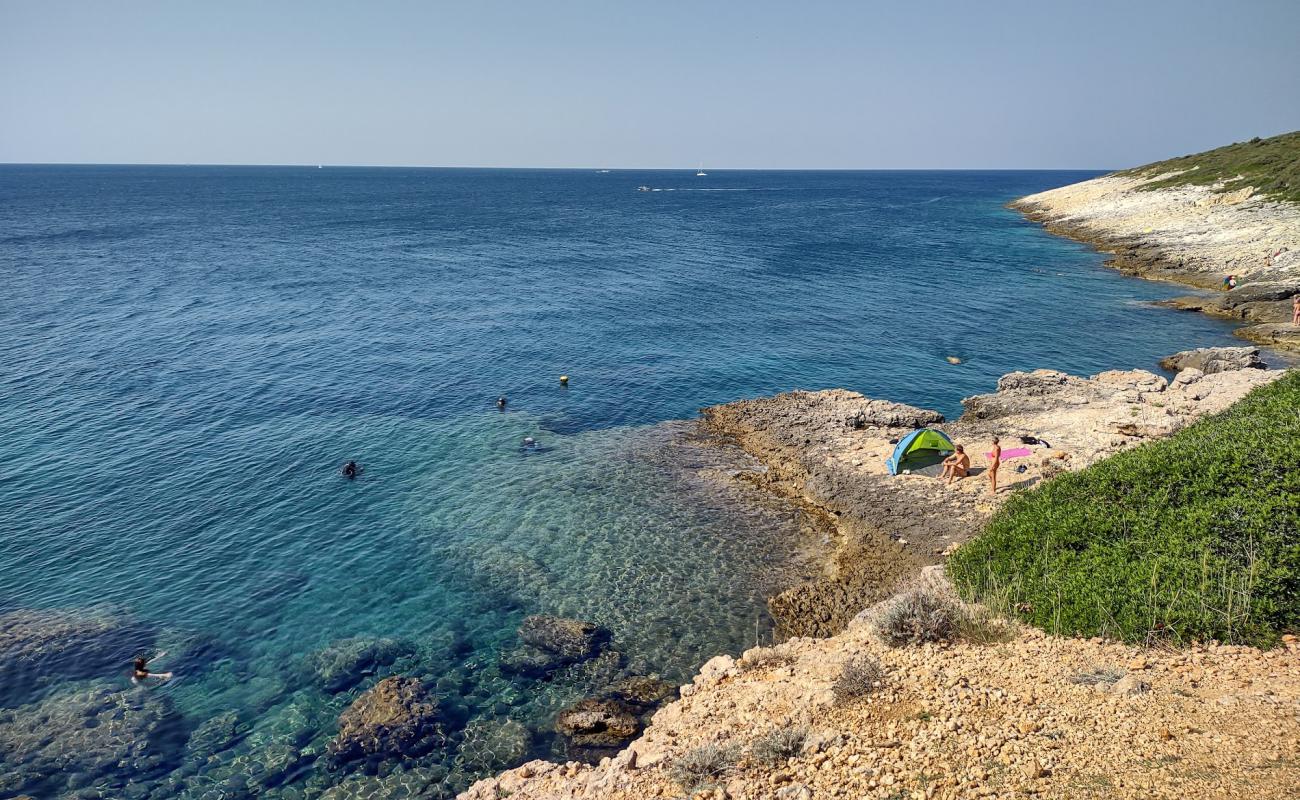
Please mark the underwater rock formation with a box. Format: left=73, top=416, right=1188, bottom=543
left=304, top=636, right=418, bottom=693
left=327, top=676, right=444, bottom=767
left=0, top=682, right=182, bottom=797
left=0, top=607, right=154, bottom=707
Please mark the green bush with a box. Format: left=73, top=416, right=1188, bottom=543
left=949, top=371, right=1300, bottom=647
left=1118, top=130, right=1300, bottom=203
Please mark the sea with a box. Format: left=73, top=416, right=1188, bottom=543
left=0, top=166, right=1250, bottom=798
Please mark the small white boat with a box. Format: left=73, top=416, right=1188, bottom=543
left=597, top=169, right=611, bottom=173
left=637, top=185, right=651, bottom=192
left=696, top=162, right=707, bottom=177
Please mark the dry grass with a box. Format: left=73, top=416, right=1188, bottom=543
left=750, top=726, right=808, bottom=766
left=668, top=742, right=740, bottom=793
left=832, top=654, right=885, bottom=705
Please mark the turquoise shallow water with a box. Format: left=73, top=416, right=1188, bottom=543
left=0, top=166, right=1250, bottom=797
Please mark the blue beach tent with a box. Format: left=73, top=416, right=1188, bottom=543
left=886, top=428, right=956, bottom=475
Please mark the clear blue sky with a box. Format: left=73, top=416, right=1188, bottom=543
left=2, top=0, right=1297, bottom=169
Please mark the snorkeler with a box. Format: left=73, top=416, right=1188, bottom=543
left=497, top=396, right=508, bottom=409
left=132, top=652, right=173, bottom=684
left=522, top=436, right=537, bottom=449
left=342, top=460, right=360, bottom=479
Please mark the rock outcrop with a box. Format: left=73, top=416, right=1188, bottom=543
left=327, top=676, right=443, bottom=766
left=1012, top=172, right=1300, bottom=351
left=1159, top=346, right=1267, bottom=374
left=701, top=366, right=1286, bottom=639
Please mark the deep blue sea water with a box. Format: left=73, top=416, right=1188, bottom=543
left=0, top=166, right=1249, bottom=797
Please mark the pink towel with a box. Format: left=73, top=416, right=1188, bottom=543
left=986, top=447, right=1032, bottom=461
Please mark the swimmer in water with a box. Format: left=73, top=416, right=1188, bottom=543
left=132, top=652, right=173, bottom=684
left=342, top=460, right=360, bottom=479
left=497, top=396, right=508, bottom=409
left=522, top=436, right=537, bottom=449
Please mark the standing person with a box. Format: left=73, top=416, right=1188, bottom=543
left=987, top=437, right=1001, bottom=495
left=1292, top=294, right=1299, bottom=325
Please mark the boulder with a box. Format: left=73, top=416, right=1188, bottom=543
left=0, top=683, right=182, bottom=797
left=1159, top=346, right=1266, bottom=375
left=0, top=607, right=154, bottom=707
left=327, top=676, right=443, bottom=766
left=457, top=717, right=532, bottom=771
left=303, top=636, right=417, bottom=693
left=327, top=681, right=444, bottom=764
left=554, top=698, right=640, bottom=751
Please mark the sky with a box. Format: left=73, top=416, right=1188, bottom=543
left=2, top=0, right=1298, bottom=169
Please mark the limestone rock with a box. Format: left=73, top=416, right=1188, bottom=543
left=326, top=676, right=443, bottom=766
left=1110, top=675, right=1151, bottom=696
left=1159, top=346, right=1266, bottom=374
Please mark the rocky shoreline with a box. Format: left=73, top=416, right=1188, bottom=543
left=1012, top=173, right=1300, bottom=350
left=699, top=355, right=1285, bottom=642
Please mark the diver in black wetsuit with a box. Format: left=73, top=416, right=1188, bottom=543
left=342, top=460, right=359, bottom=479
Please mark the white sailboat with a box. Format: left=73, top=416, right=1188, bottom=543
left=696, top=162, right=707, bottom=177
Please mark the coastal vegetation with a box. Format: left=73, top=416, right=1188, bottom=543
left=949, top=370, right=1300, bottom=646
left=1119, top=129, right=1300, bottom=202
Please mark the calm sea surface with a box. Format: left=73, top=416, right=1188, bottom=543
left=0, top=166, right=1247, bottom=797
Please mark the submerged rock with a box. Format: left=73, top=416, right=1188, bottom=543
left=517, top=615, right=607, bottom=661
left=319, top=765, right=452, bottom=800
left=304, top=636, right=417, bottom=693
left=327, top=676, right=444, bottom=766
left=500, top=615, right=608, bottom=678
left=0, top=683, right=182, bottom=797
left=554, top=697, right=640, bottom=751
left=0, top=607, right=154, bottom=706
left=457, top=717, right=532, bottom=772
left=1160, top=346, right=1267, bottom=374
left=600, top=675, right=677, bottom=711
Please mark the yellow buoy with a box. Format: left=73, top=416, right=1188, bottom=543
left=559, top=375, right=569, bottom=386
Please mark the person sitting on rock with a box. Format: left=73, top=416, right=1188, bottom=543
left=941, top=444, right=970, bottom=484
left=132, top=653, right=172, bottom=684
left=1223, top=274, right=1237, bottom=291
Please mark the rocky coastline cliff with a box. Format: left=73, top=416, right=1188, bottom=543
left=1012, top=171, right=1300, bottom=351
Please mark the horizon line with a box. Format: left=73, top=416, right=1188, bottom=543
left=0, top=161, right=1116, bottom=173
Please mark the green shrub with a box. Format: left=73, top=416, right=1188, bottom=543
left=949, top=371, right=1300, bottom=647
left=1117, top=130, right=1300, bottom=203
